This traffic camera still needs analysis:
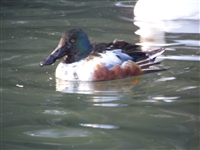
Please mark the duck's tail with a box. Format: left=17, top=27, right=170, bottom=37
left=136, top=48, right=167, bottom=74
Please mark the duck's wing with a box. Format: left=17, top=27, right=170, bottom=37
left=91, top=39, right=145, bottom=62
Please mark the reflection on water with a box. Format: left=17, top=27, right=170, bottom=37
left=55, top=77, right=141, bottom=107
left=56, top=77, right=140, bottom=94
left=43, top=110, right=69, bottom=115
left=133, top=19, right=200, bottom=51
left=176, top=86, right=198, bottom=92
left=93, top=103, right=128, bottom=107
left=88, top=96, right=123, bottom=102
left=80, top=123, right=119, bottom=129
left=158, top=55, right=200, bottom=61
left=155, top=76, right=176, bottom=82
left=145, top=96, right=180, bottom=103
left=24, top=128, right=90, bottom=138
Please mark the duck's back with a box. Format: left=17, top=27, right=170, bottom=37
left=91, top=40, right=146, bottom=62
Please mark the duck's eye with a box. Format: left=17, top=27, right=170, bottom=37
left=70, top=39, right=75, bottom=43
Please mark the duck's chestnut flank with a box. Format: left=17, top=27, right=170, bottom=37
left=93, top=61, right=143, bottom=81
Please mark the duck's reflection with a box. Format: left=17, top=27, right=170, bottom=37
left=56, top=77, right=140, bottom=94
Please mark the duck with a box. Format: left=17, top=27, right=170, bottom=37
left=134, top=0, right=199, bottom=21
left=40, top=29, right=165, bottom=81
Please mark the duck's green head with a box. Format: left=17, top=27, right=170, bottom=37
left=40, top=29, right=92, bottom=67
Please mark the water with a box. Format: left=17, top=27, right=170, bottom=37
left=1, top=0, right=200, bottom=149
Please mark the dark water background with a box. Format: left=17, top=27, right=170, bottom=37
left=1, top=0, right=200, bottom=149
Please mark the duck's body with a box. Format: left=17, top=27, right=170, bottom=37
left=40, top=29, right=165, bottom=81
left=55, top=49, right=143, bottom=81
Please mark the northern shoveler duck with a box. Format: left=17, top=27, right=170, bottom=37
left=40, top=29, right=165, bottom=81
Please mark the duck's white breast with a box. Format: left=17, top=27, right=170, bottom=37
left=55, top=61, right=95, bottom=81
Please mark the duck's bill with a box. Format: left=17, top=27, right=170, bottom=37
left=40, top=46, right=67, bottom=67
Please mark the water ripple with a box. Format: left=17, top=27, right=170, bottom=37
left=43, top=110, right=69, bottom=115
left=93, top=103, right=128, bottom=107
left=144, top=96, right=180, bottom=103
left=176, top=86, right=198, bottom=92
left=156, top=77, right=176, bottom=82
left=115, top=1, right=134, bottom=8
left=158, top=55, right=200, bottom=61
left=24, top=128, right=90, bottom=138
left=80, top=123, right=119, bottom=129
